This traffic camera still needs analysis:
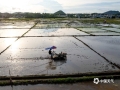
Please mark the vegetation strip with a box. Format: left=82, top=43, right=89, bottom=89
left=0, top=22, right=38, bottom=55
left=0, top=35, right=120, bottom=39
left=23, top=35, right=93, bottom=37
left=74, top=37, right=120, bottom=69
left=0, top=71, right=120, bottom=80
left=0, top=75, right=120, bottom=86
left=1, top=34, right=120, bottom=38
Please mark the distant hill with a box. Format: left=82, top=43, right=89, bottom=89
left=54, top=10, right=66, bottom=15
left=103, top=10, right=120, bottom=15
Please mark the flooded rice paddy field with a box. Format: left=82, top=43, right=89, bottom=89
left=0, top=20, right=120, bottom=76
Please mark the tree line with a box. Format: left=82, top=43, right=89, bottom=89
left=0, top=12, right=60, bottom=18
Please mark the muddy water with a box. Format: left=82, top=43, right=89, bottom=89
left=0, top=29, right=28, bottom=37
left=0, top=80, right=120, bottom=90
left=0, top=37, right=119, bottom=76
left=77, top=36, right=120, bottom=66
left=25, top=28, right=88, bottom=36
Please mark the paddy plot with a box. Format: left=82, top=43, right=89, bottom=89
left=78, top=28, right=120, bottom=35
left=78, top=28, right=106, bottom=32
left=34, top=23, right=67, bottom=28
left=25, top=28, right=88, bottom=36
left=76, top=36, right=120, bottom=66
left=102, top=28, right=120, bottom=33
left=0, top=29, right=28, bottom=37
left=91, top=32, right=120, bottom=35
left=0, top=22, right=34, bottom=29
left=0, top=37, right=119, bottom=76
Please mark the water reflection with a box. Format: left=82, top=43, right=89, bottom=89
left=47, top=59, right=67, bottom=70
left=5, top=30, right=17, bottom=37
left=4, top=38, right=15, bottom=46
left=5, top=38, right=19, bottom=54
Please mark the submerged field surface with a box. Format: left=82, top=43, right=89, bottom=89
left=0, top=19, right=120, bottom=76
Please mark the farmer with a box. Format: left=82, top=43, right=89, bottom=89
left=49, top=49, right=52, bottom=55
left=49, top=49, right=53, bottom=59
